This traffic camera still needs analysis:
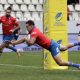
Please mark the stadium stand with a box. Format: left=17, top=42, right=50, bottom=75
left=68, top=3, right=80, bottom=21
left=8, top=0, right=15, bottom=4
left=0, top=0, right=44, bottom=21
left=67, top=0, right=80, bottom=21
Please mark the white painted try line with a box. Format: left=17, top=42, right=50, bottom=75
left=0, top=64, right=79, bottom=71
left=0, top=64, right=42, bottom=69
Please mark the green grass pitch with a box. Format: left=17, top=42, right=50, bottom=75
left=0, top=51, right=79, bottom=80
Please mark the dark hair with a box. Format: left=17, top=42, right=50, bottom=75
left=26, top=20, right=35, bottom=26
left=7, top=6, right=12, bottom=11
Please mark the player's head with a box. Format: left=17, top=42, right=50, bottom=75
left=26, top=20, right=35, bottom=32
left=5, top=6, right=12, bottom=18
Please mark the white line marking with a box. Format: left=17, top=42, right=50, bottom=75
left=0, top=64, right=79, bottom=71
left=0, top=64, right=42, bottom=69
left=66, top=70, right=80, bottom=72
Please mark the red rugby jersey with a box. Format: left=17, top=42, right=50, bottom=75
left=0, top=15, right=19, bottom=35
left=29, top=27, right=51, bottom=49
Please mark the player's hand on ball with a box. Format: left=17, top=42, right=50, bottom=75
left=9, top=29, right=14, bottom=33
left=10, top=41, right=14, bottom=45
left=26, top=34, right=31, bottom=41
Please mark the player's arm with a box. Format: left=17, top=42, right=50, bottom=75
left=25, top=37, right=36, bottom=46
left=11, top=37, right=27, bottom=45
left=10, top=19, right=20, bottom=33
left=11, top=35, right=36, bottom=46
left=17, top=28, right=21, bottom=35
left=26, top=30, right=38, bottom=46
left=14, top=21, right=20, bottom=32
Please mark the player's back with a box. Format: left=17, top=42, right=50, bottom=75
left=30, top=27, right=51, bottom=49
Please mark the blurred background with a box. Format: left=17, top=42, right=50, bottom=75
left=0, top=0, right=44, bottom=52
left=0, top=0, right=80, bottom=52
left=67, top=0, right=80, bottom=51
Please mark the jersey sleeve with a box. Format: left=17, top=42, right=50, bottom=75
left=14, top=18, right=19, bottom=26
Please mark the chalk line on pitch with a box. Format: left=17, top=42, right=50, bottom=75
left=0, top=64, right=80, bottom=71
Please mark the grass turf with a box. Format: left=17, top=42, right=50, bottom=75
left=0, top=51, right=79, bottom=80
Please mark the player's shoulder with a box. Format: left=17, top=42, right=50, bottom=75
left=0, top=15, right=5, bottom=18
left=10, top=16, right=18, bottom=21
left=10, top=16, right=16, bottom=20
left=0, top=15, right=6, bottom=20
left=30, top=27, right=39, bottom=35
left=33, top=27, right=40, bottom=32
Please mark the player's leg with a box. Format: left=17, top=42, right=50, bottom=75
left=7, top=44, right=21, bottom=57
left=3, top=34, right=17, bottom=52
left=60, top=42, right=80, bottom=51
left=12, top=34, right=21, bottom=57
left=53, top=53, right=80, bottom=68
left=0, top=42, right=8, bottom=56
left=57, top=40, right=62, bottom=44
left=3, top=35, right=20, bottom=57
left=0, top=42, right=7, bottom=51
left=77, top=34, right=80, bottom=50
left=48, top=40, right=80, bottom=68
left=8, top=44, right=20, bottom=57
left=0, top=42, right=17, bottom=53
left=12, top=34, right=19, bottom=47
left=0, top=34, right=12, bottom=55
left=60, top=43, right=74, bottom=51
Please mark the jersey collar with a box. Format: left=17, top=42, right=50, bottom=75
left=29, top=26, right=35, bottom=33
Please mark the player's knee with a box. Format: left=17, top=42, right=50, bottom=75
left=60, top=47, right=68, bottom=51
left=57, top=61, right=64, bottom=66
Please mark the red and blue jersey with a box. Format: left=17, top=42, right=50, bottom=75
left=0, top=15, right=19, bottom=35
left=29, top=27, right=51, bottom=49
